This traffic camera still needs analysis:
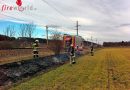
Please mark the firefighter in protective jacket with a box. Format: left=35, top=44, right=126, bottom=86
left=90, top=45, right=94, bottom=56
left=69, top=44, right=76, bottom=64
left=32, top=40, right=39, bottom=58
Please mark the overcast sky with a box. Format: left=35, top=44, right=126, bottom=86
left=0, top=0, right=130, bottom=43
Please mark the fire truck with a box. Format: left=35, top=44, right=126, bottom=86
left=63, top=35, right=84, bottom=52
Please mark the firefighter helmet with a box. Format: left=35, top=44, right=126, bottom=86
left=71, top=44, right=73, bottom=47
left=35, top=40, right=39, bottom=43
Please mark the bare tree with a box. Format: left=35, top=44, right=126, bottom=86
left=19, top=23, right=36, bottom=38
left=3, top=27, right=9, bottom=36
left=3, top=25, right=15, bottom=37
left=48, top=30, right=63, bottom=55
left=9, top=25, right=15, bottom=37
left=26, top=23, right=36, bottom=38
left=18, top=23, right=36, bottom=47
left=19, top=24, right=27, bottom=37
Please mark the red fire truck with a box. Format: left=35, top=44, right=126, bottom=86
left=63, top=35, right=84, bottom=51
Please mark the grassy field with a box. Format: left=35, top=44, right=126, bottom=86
left=10, top=48, right=130, bottom=90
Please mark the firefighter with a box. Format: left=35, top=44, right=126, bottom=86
left=90, top=45, right=94, bottom=56
left=76, top=45, right=79, bottom=51
left=69, top=44, right=76, bottom=64
left=76, top=45, right=80, bottom=55
left=32, top=40, right=39, bottom=58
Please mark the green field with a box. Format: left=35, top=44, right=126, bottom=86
left=10, top=48, right=130, bottom=90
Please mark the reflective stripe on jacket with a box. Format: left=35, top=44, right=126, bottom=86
left=32, top=43, right=38, bottom=51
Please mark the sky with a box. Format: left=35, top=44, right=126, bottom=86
left=0, top=20, right=47, bottom=38
left=0, top=0, right=130, bottom=43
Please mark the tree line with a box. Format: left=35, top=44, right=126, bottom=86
left=2, top=23, right=36, bottom=38
left=103, top=41, right=130, bottom=47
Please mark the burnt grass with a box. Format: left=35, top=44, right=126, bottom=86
left=0, top=53, right=82, bottom=87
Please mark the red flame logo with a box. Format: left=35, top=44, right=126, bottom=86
left=16, top=0, right=22, bottom=6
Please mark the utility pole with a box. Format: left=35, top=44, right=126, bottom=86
left=98, top=41, right=100, bottom=45
left=46, top=26, right=49, bottom=46
left=91, top=36, right=93, bottom=46
left=86, top=38, right=88, bottom=46
left=96, top=38, right=97, bottom=44
left=76, top=21, right=80, bottom=36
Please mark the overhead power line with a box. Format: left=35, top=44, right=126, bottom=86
left=0, top=13, right=29, bottom=23
left=41, top=0, right=74, bottom=23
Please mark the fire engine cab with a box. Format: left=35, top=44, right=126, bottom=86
left=63, top=35, right=84, bottom=52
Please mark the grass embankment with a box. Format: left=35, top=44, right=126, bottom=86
left=0, top=49, right=54, bottom=65
left=10, top=48, right=130, bottom=90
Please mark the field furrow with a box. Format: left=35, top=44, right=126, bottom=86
left=10, top=48, right=130, bottom=90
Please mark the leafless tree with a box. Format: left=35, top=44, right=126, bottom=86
left=9, top=25, right=15, bottom=37
left=19, top=24, right=27, bottom=37
left=48, top=30, right=63, bottom=55
left=26, top=23, right=36, bottom=38
left=3, top=27, right=9, bottom=36
left=19, top=23, right=36, bottom=38
left=3, top=25, right=15, bottom=37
